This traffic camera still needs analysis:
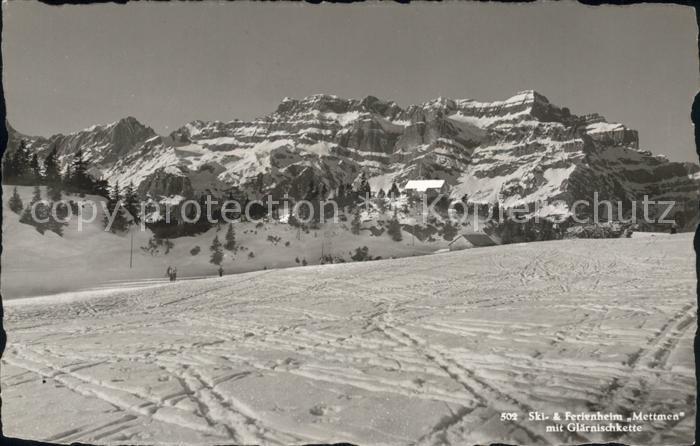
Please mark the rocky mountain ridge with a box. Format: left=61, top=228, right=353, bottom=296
left=6, top=90, right=699, bottom=221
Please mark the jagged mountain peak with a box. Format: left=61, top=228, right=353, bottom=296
left=5, top=115, right=159, bottom=171
left=275, top=93, right=353, bottom=115
left=508, top=89, right=549, bottom=103
left=78, top=116, right=156, bottom=136
left=273, top=90, right=560, bottom=125
left=114, top=115, right=149, bottom=128
left=275, top=93, right=403, bottom=118
left=422, top=96, right=457, bottom=110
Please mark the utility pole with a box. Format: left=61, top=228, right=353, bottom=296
left=129, top=224, right=134, bottom=269
left=326, top=231, right=332, bottom=261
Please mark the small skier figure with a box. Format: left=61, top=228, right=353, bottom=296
left=166, top=266, right=174, bottom=282
left=171, top=267, right=177, bottom=281
left=218, top=266, right=224, bottom=277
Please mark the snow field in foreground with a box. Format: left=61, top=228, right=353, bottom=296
left=2, top=234, right=696, bottom=445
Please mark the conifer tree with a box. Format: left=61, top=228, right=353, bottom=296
left=93, top=178, right=110, bottom=198
left=388, top=182, right=400, bottom=199
left=5, top=140, right=32, bottom=183
left=357, top=172, right=371, bottom=197
left=69, top=149, right=91, bottom=193
left=121, top=182, right=139, bottom=222
left=224, top=223, right=236, bottom=251
left=29, top=154, right=42, bottom=183
left=62, top=164, right=73, bottom=188
left=8, top=187, right=23, bottom=214
left=256, top=172, right=264, bottom=193
left=491, top=201, right=501, bottom=223
left=387, top=214, right=403, bottom=242
left=15, top=140, right=31, bottom=181
left=43, top=147, right=60, bottom=184
left=304, top=180, right=320, bottom=223
left=351, top=209, right=361, bottom=235
left=44, top=147, right=62, bottom=201
left=103, top=182, right=129, bottom=232
left=210, top=235, right=223, bottom=265
left=2, top=150, right=15, bottom=181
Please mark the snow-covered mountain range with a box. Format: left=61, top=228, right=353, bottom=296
left=6, top=90, right=699, bottom=218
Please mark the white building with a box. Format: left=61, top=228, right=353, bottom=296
left=403, top=179, right=446, bottom=195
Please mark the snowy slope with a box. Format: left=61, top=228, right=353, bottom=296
left=1, top=186, right=454, bottom=298
left=2, top=234, right=695, bottom=445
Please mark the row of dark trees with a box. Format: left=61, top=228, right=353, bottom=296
left=376, top=182, right=401, bottom=200
left=290, top=172, right=400, bottom=208
left=335, top=173, right=401, bottom=204
left=4, top=141, right=406, bottom=237
left=3, top=140, right=145, bottom=235
left=3, top=140, right=110, bottom=198
left=8, top=180, right=142, bottom=236
left=490, top=217, right=565, bottom=244
left=103, top=182, right=139, bottom=233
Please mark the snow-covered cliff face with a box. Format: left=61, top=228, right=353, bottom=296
left=6, top=90, right=699, bottom=218
left=11, top=117, right=160, bottom=178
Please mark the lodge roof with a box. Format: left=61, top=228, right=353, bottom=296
left=404, top=179, right=445, bottom=192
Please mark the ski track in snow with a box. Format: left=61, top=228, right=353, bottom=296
left=2, top=234, right=695, bottom=445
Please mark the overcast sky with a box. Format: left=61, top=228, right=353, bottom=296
left=3, top=2, right=698, bottom=162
